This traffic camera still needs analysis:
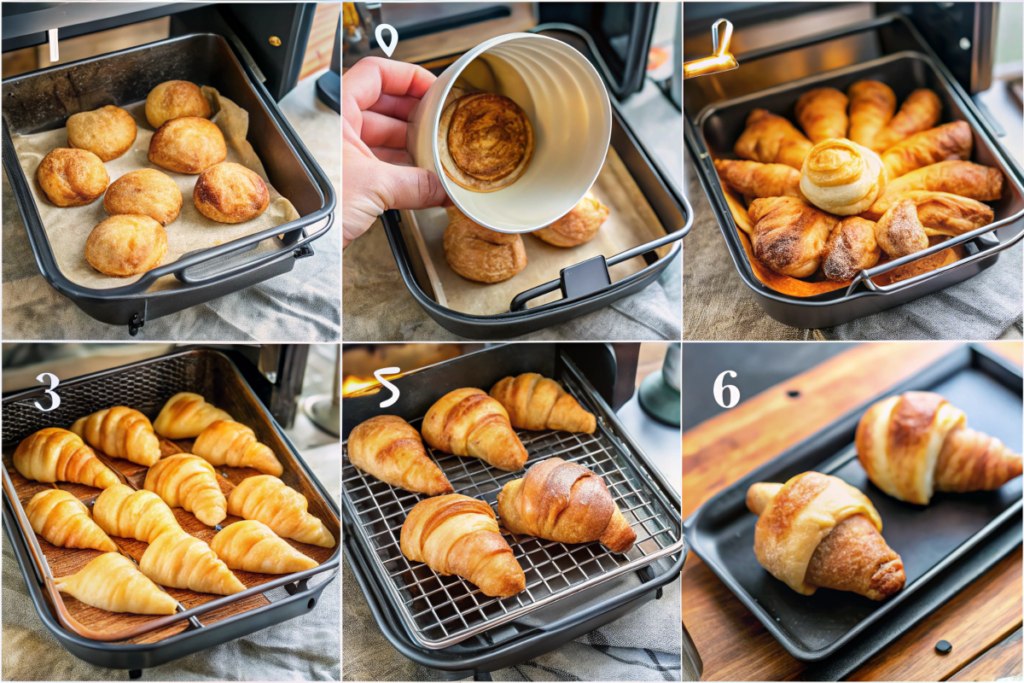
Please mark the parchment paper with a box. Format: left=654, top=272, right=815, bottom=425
left=11, top=87, right=300, bottom=291
left=403, top=147, right=669, bottom=314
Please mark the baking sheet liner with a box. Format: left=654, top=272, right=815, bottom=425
left=11, top=87, right=300, bottom=291
left=403, top=147, right=669, bottom=314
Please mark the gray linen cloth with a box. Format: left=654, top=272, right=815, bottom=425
left=2, top=72, right=340, bottom=342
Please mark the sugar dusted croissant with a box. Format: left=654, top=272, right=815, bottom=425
left=56, top=553, right=178, bottom=615
left=847, top=81, right=896, bottom=148
left=210, top=520, right=318, bottom=574
left=140, top=529, right=245, bottom=595
left=713, top=159, right=802, bottom=199
left=25, top=489, right=117, bottom=552
left=533, top=192, right=610, bottom=247
left=734, top=109, right=813, bottom=170
left=489, top=374, right=596, bottom=434
left=874, top=199, right=930, bottom=258
left=747, top=472, right=905, bottom=600
left=497, top=458, right=635, bottom=552
left=870, top=161, right=1003, bottom=216
left=71, top=406, right=160, bottom=466
left=347, top=415, right=453, bottom=495
left=881, top=121, right=973, bottom=179
left=869, top=89, right=942, bottom=152
left=795, top=88, right=849, bottom=143
left=748, top=197, right=839, bottom=278
left=193, top=420, right=283, bottom=476
left=422, top=388, right=528, bottom=471
left=227, top=475, right=335, bottom=548
left=799, top=138, right=886, bottom=216
left=874, top=193, right=995, bottom=260
left=144, top=454, right=227, bottom=527
left=821, top=217, right=881, bottom=281
left=401, top=494, right=526, bottom=598
left=856, top=392, right=1023, bottom=505
left=93, top=484, right=181, bottom=543
left=154, top=392, right=233, bottom=439
left=14, top=428, right=120, bottom=489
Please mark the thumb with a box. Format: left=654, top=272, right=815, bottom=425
left=376, top=161, right=449, bottom=211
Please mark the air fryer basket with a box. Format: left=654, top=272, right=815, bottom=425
left=2, top=34, right=336, bottom=335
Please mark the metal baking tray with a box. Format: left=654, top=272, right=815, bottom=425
left=380, top=26, right=690, bottom=340
left=1, top=349, right=340, bottom=672
left=342, top=344, right=684, bottom=676
left=685, top=14, right=1024, bottom=329
left=683, top=344, right=1023, bottom=662
left=2, top=33, right=336, bottom=335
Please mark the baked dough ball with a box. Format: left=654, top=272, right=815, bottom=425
left=36, top=148, right=109, bottom=207
left=533, top=192, right=609, bottom=247
left=193, top=162, right=270, bottom=223
left=66, top=105, right=137, bottom=162
left=145, top=80, right=211, bottom=129
left=443, top=206, right=527, bottom=283
left=104, top=169, right=183, bottom=225
left=439, top=93, right=534, bottom=192
left=85, top=215, right=168, bottom=277
left=148, top=117, right=227, bottom=174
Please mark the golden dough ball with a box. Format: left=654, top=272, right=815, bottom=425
left=148, top=117, right=227, bottom=175
left=66, top=105, right=137, bottom=162
left=36, top=148, right=109, bottom=207
left=193, top=162, right=270, bottom=224
left=104, top=169, right=183, bottom=226
left=443, top=207, right=527, bottom=283
left=85, top=215, right=168, bottom=277
left=145, top=80, right=211, bottom=129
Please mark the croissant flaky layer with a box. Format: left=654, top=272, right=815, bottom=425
left=881, top=121, right=973, bottom=178
left=847, top=81, right=897, bottom=149
left=489, top=374, right=596, bottom=434
left=211, top=520, right=318, bottom=574
left=140, top=530, right=246, bottom=595
left=734, top=109, right=813, bottom=169
left=193, top=420, right=283, bottom=476
left=348, top=415, right=453, bottom=495
left=869, top=161, right=1003, bottom=216
left=144, top=454, right=227, bottom=527
left=748, top=197, right=838, bottom=278
left=227, top=475, right=336, bottom=548
left=26, top=489, right=117, bottom=552
left=713, top=159, right=802, bottom=200
left=153, top=392, right=233, bottom=439
left=795, top=87, right=849, bottom=144
left=422, top=388, right=528, bottom=471
left=869, top=88, right=943, bottom=152
left=14, top=428, right=120, bottom=489
left=93, top=484, right=181, bottom=543
left=56, top=553, right=178, bottom=615
left=70, top=406, right=160, bottom=466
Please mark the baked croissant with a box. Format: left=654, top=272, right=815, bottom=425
left=153, top=392, right=233, bottom=439
left=443, top=207, right=527, bottom=283
left=821, top=217, right=881, bottom=281
left=869, top=88, right=943, bottom=152
left=734, top=109, right=813, bottom=170
left=347, top=415, right=453, bottom=495
left=70, top=407, right=161, bottom=467
left=489, top=374, right=596, bottom=434
left=795, top=88, right=849, bottom=143
left=856, top=392, right=1023, bottom=505
left=747, top=472, right=905, bottom=600
left=892, top=191, right=994, bottom=236
left=748, top=197, right=839, bottom=278
left=799, top=138, right=887, bottom=216
left=497, top=458, right=636, bottom=552
left=401, top=494, right=526, bottom=598
left=192, top=421, right=284, bottom=476
left=144, top=454, right=227, bottom=527
left=847, top=81, right=896, bottom=148
left=139, top=529, right=245, bottom=595
left=881, top=121, right=973, bottom=179
left=93, top=484, right=181, bottom=543
left=210, top=520, right=319, bottom=574
left=56, top=553, right=178, bottom=615
left=422, top=388, right=528, bottom=471
left=874, top=199, right=930, bottom=258
left=713, top=159, right=802, bottom=199
left=14, top=428, right=120, bottom=489
left=227, top=475, right=336, bottom=548
left=25, top=489, right=117, bottom=552
left=869, top=160, right=1003, bottom=216
left=533, top=192, right=610, bottom=247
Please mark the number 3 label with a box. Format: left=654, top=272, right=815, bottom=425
left=713, top=370, right=740, bottom=409
left=35, top=373, right=60, bottom=412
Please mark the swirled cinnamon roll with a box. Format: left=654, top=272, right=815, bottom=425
left=438, top=93, right=534, bottom=192
left=799, top=138, right=887, bottom=216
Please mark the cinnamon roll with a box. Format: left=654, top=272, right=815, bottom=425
left=438, top=93, right=534, bottom=193
left=799, top=138, right=887, bottom=216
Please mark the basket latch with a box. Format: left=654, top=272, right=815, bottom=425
left=560, top=255, right=612, bottom=302
left=128, top=310, right=146, bottom=337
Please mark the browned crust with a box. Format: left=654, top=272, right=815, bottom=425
left=443, top=207, right=526, bottom=283
left=84, top=215, right=168, bottom=277
left=66, top=105, right=137, bottom=162
left=794, top=88, right=849, bottom=143
left=821, top=216, right=881, bottom=281
left=36, top=148, right=109, bottom=207
left=193, top=162, right=270, bottom=224
left=532, top=194, right=610, bottom=247
left=881, top=121, right=973, bottom=178
left=148, top=117, right=227, bottom=175
left=869, top=161, right=1004, bottom=216
left=104, top=169, right=183, bottom=226
left=748, top=196, right=839, bottom=278
left=438, top=93, right=534, bottom=193
left=145, top=80, right=212, bottom=129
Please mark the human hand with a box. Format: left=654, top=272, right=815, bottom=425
left=343, top=57, right=450, bottom=249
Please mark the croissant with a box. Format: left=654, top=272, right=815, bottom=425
left=192, top=421, right=283, bottom=476
left=869, top=160, right=1003, bottom=216
left=14, top=428, right=120, bottom=489
left=56, top=553, right=178, bottom=615
left=210, top=520, right=319, bottom=574
left=347, top=415, right=453, bottom=495
left=422, top=388, right=528, bottom=471
left=497, top=458, right=636, bottom=552
left=713, top=159, right=802, bottom=199
left=847, top=81, right=896, bottom=148
left=139, top=529, right=245, bottom=595
left=70, top=407, right=160, bottom=466
left=821, top=217, right=881, bottom=281
left=144, top=454, right=227, bottom=527
left=856, top=392, right=1023, bottom=505
left=489, top=374, right=596, bottom=434
left=734, top=109, right=813, bottom=169
left=227, top=475, right=336, bottom=548
left=874, top=199, right=930, bottom=258
left=881, top=121, right=973, bottom=179
left=747, top=472, right=905, bottom=600
left=748, top=197, right=839, bottom=278
left=93, top=484, right=181, bottom=543
left=795, top=88, right=849, bottom=143
left=892, top=191, right=994, bottom=237
left=153, top=392, right=233, bottom=439
left=799, top=138, right=887, bottom=216
left=401, top=494, right=526, bottom=598
left=25, top=489, right=117, bottom=552
left=870, top=89, right=942, bottom=152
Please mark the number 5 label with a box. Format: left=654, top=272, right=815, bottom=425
left=35, top=373, right=60, bottom=412
left=713, top=370, right=740, bottom=409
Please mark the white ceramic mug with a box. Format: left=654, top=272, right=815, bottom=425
left=407, top=32, right=612, bottom=233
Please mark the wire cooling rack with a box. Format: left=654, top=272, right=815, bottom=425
left=342, top=373, right=682, bottom=650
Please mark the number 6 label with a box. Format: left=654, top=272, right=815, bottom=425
left=35, top=373, right=61, bottom=412
left=713, top=370, right=740, bottom=409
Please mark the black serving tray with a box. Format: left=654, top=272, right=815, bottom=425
left=684, top=344, right=1023, bottom=663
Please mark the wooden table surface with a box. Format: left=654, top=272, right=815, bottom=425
left=682, top=342, right=1023, bottom=681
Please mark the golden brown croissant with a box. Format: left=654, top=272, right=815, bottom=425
left=93, top=484, right=181, bottom=543
left=870, top=160, right=1003, bottom=216
left=856, top=392, right=1023, bottom=505
left=795, top=88, right=849, bottom=143
left=489, top=374, right=595, bottom=434
left=821, top=217, right=881, bottom=281
left=153, top=392, right=233, bottom=439
left=713, top=159, right=802, bottom=199
left=56, top=553, right=178, bottom=615
left=25, top=489, right=117, bottom=552
left=847, top=81, right=896, bottom=148
left=881, top=121, right=973, bottom=178
left=192, top=421, right=283, bottom=476
left=533, top=192, right=610, bottom=247
left=870, top=89, right=942, bottom=152
left=893, top=191, right=994, bottom=237
left=347, top=415, right=453, bottom=495
left=70, top=407, right=160, bottom=466
left=497, top=458, right=636, bottom=552
left=210, top=520, right=318, bottom=574
left=874, top=199, right=930, bottom=258
left=144, top=454, right=227, bottom=527
left=140, top=529, right=245, bottom=595
left=443, top=207, right=527, bottom=283
left=401, top=494, right=526, bottom=598
left=748, top=197, right=839, bottom=278
left=747, top=472, right=905, bottom=600
left=734, top=109, right=813, bottom=169
left=422, top=388, right=528, bottom=471
left=799, top=138, right=887, bottom=215
left=227, top=475, right=336, bottom=548
left=14, top=428, right=120, bottom=489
